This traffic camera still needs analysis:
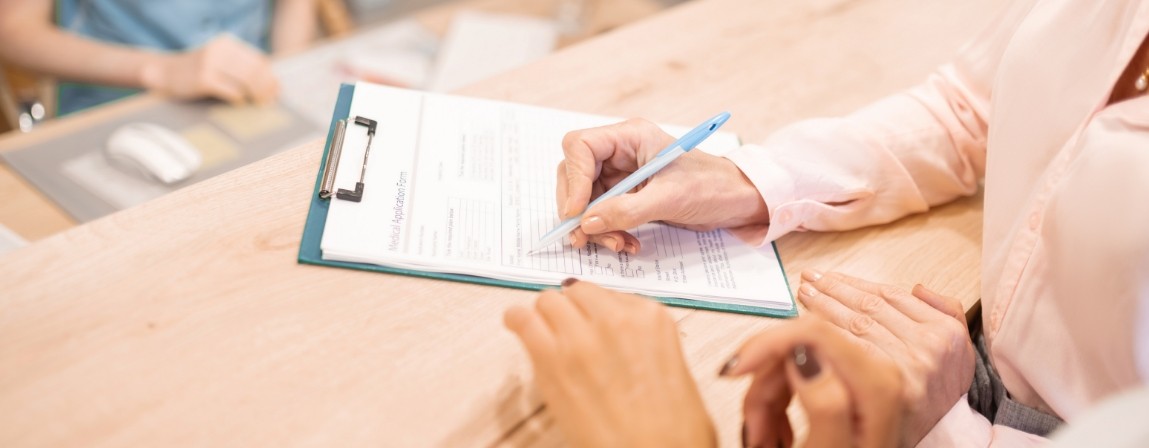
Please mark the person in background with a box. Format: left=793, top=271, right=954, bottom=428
left=0, top=0, right=318, bottom=115
left=509, top=0, right=1149, bottom=446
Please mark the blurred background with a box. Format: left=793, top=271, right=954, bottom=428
left=0, top=0, right=691, bottom=252
left=0, top=0, right=691, bottom=133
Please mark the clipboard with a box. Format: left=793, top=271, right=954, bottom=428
left=297, top=84, right=797, bottom=318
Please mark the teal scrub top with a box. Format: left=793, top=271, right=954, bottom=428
left=55, top=0, right=273, bottom=115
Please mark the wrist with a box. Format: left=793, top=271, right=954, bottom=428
left=724, top=159, right=771, bottom=227
left=137, top=52, right=174, bottom=92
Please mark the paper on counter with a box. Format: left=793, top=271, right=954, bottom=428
left=275, top=19, right=440, bottom=127
left=426, top=11, right=558, bottom=92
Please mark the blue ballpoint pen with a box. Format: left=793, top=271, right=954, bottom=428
left=527, top=111, right=732, bottom=256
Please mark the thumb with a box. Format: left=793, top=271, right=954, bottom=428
left=579, top=188, right=670, bottom=235
left=785, top=345, right=853, bottom=448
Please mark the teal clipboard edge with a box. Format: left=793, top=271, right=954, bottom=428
left=297, top=84, right=798, bottom=319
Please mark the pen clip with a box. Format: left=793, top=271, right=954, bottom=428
left=655, top=111, right=731, bottom=157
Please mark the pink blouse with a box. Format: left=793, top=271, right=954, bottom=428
left=724, top=0, right=1149, bottom=445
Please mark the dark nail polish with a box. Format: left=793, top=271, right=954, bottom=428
left=561, top=277, right=578, bottom=287
left=792, top=345, right=821, bottom=379
left=741, top=422, right=748, bottom=448
left=718, top=355, right=739, bottom=376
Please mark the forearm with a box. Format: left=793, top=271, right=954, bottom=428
left=723, top=0, right=1052, bottom=245
left=0, top=1, right=163, bottom=87
left=725, top=82, right=987, bottom=244
left=271, top=0, right=318, bottom=55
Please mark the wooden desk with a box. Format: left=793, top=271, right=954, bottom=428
left=0, top=0, right=997, bottom=446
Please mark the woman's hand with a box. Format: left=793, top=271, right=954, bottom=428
left=722, top=316, right=906, bottom=448
left=504, top=279, right=716, bottom=448
left=796, top=271, right=975, bottom=446
left=556, top=118, right=770, bottom=254
left=140, top=34, right=280, bottom=105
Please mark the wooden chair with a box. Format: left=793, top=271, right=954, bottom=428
left=0, top=65, right=53, bottom=134
left=318, top=0, right=356, bottom=38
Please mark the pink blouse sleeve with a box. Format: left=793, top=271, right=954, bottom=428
left=724, top=0, right=1038, bottom=244
left=916, top=396, right=1049, bottom=448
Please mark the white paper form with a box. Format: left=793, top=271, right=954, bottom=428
left=322, top=84, right=792, bottom=310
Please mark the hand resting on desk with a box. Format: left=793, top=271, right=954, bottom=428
left=556, top=119, right=770, bottom=254
left=504, top=278, right=909, bottom=448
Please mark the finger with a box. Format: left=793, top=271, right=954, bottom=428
left=721, top=317, right=877, bottom=379
left=534, top=289, right=592, bottom=336
left=586, top=230, right=640, bottom=254
left=559, top=128, right=610, bottom=219
left=207, top=48, right=260, bottom=104
left=213, top=38, right=275, bottom=101
left=561, top=279, right=627, bottom=321
left=795, top=333, right=900, bottom=448
left=912, top=284, right=966, bottom=325
left=742, top=363, right=791, bottom=448
left=784, top=345, right=853, bottom=448
left=246, top=61, right=280, bottom=104
left=801, top=271, right=918, bottom=340
left=201, top=70, right=248, bottom=105
left=224, top=57, right=278, bottom=104
left=555, top=161, right=570, bottom=218
left=579, top=188, right=671, bottom=236
left=503, top=304, right=558, bottom=364
left=720, top=317, right=819, bottom=378
left=811, top=271, right=944, bottom=323
left=796, top=279, right=905, bottom=354
left=559, top=119, right=669, bottom=218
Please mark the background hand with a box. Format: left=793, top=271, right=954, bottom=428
left=504, top=280, right=716, bottom=448
left=556, top=118, right=769, bottom=253
left=722, top=316, right=905, bottom=448
left=140, top=34, right=280, bottom=105
left=795, top=271, right=975, bottom=446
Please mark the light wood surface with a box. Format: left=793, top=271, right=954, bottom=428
left=0, top=0, right=999, bottom=446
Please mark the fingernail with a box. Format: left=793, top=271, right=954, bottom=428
left=623, top=242, right=638, bottom=255
left=741, top=422, right=748, bottom=448
left=801, top=269, right=823, bottom=282
left=581, top=216, right=606, bottom=234
left=799, top=283, right=818, bottom=297
left=718, top=355, right=739, bottom=376
left=561, top=278, right=578, bottom=287
left=569, top=234, right=578, bottom=245
left=601, top=235, right=620, bottom=251
left=562, top=199, right=571, bottom=217
left=792, top=345, right=821, bottom=379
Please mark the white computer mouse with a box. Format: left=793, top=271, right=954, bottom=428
left=104, top=122, right=203, bottom=185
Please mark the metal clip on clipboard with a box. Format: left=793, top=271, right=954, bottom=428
left=319, top=116, right=377, bottom=202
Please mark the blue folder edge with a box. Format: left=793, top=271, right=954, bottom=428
left=297, top=84, right=798, bottom=318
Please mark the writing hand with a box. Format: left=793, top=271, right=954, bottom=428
left=556, top=118, right=769, bottom=254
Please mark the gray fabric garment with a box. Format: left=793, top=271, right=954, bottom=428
left=967, top=311, right=1065, bottom=437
